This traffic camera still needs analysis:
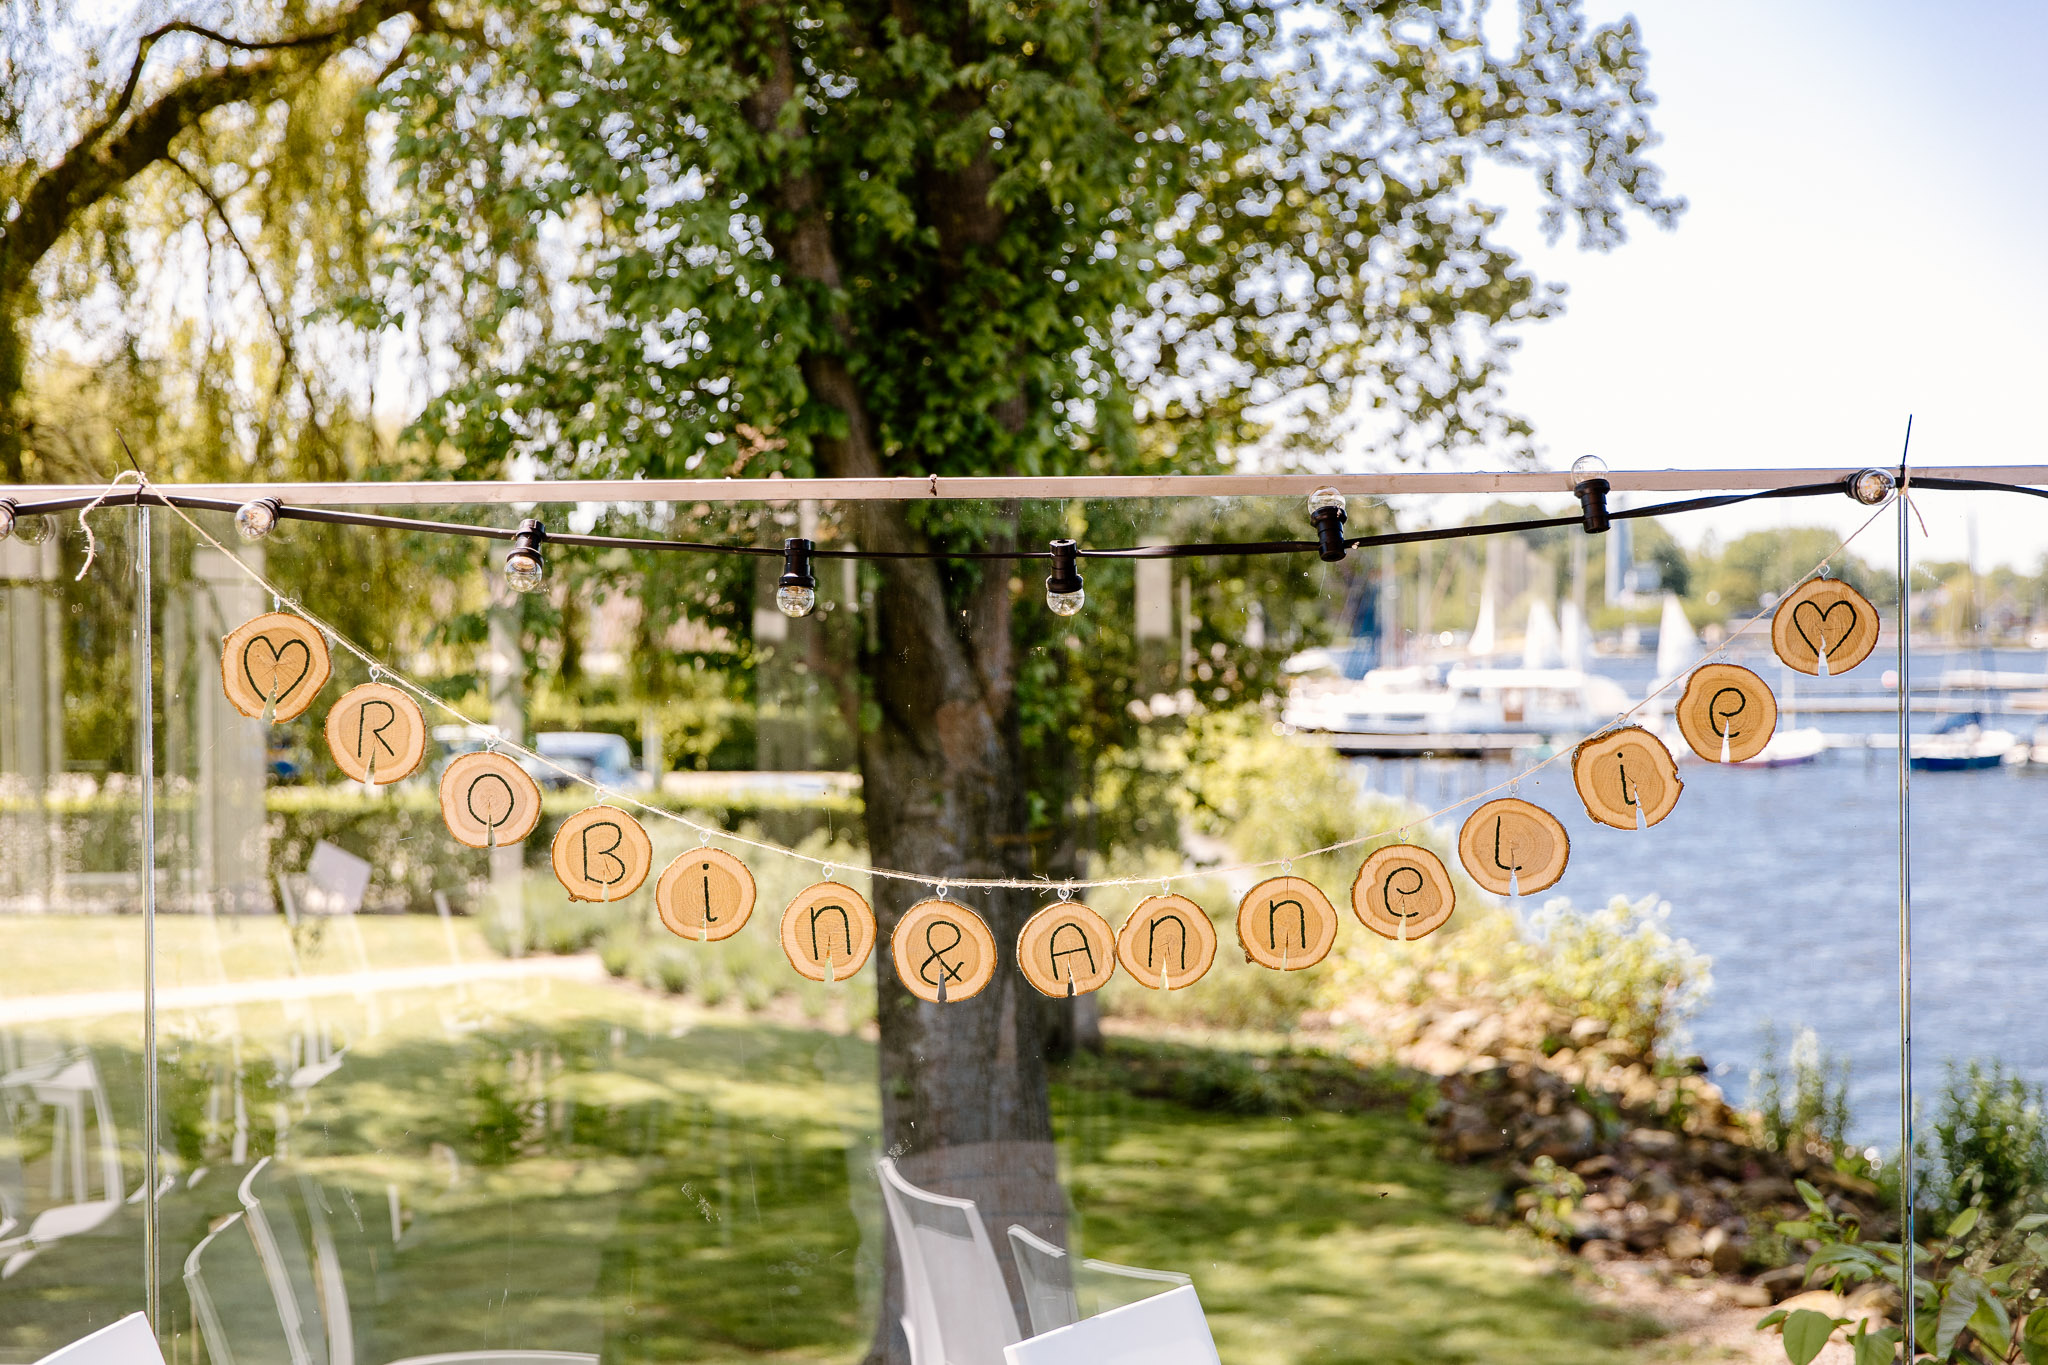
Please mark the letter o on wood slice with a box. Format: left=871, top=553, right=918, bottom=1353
left=221, top=612, right=331, bottom=721
left=1771, top=577, right=1880, bottom=676
left=1572, top=725, right=1683, bottom=830
left=1234, top=877, right=1339, bottom=971
left=1017, top=901, right=1118, bottom=997
left=781, top=882, right=877, bottom=982
left=439, top=752, right=543, bottom=848
left=551, top=806, right=653, bottom=902
left=1352, top=846, right=1456, bottom=941
left=324, top=683, right=427, bottom=784
left=1116, top=894, right=1217, bottom=990
left=892, top=900, right=998, bottom=1004
left=1457, top=799, right=1570, bottom=898
left=655, top=847, right=757, bottom=942
left=1675, top=663, right=1779, bottom=763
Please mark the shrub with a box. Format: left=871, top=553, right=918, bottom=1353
left=1748, top=1024, right=1852, bottom=1159
left=1929, top=1060, right=2048, bottom=1224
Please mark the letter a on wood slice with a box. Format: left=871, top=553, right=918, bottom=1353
left=780, top=882, right=877, bottom=982
left=1353, top=846, right=1456, bottom=940
left=1234, top=877, right=1339, bottom=971
left=1017, top=901, right=1118, bottom=996
left=1675, top=663, right=1778, bottom=763
left=1456, top=798, right=1570, bottom=897
left=325, top=683, right=427, bottom=784
left=221, top=612, right=330, bottom=721
left=1116, top=894, right=1217, bottom=990
left=551, top=807, right=654, bottom=902
left=892, top=900, right=998, bottom=1003
left=1771, top=577, right=1879, bottom=676
left=439, top=752, right=543, bottom=847
left=655, top=847, right=757, bottom=942
left=1572, top=726, right=1682, bottom=830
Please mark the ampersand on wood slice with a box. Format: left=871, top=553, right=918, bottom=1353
left=1116, top=894, right=1217, bottom=990
left=1234, top=877, right=1339, bottom=971
left=221, top=612, right=330, bottom=721
left=439, top=751, right=543, bottom=847
left=1572, top=725, right=1683, bottom=830
left=324, top=683, right=426, bottom=784
left=1352, top=845, right=1457, bottom=941
left=1675, top=663, right=1778, bottom=763
left=551, top=806, right=653, bottom=902
left=892, top=900, right=998, bottom=1004
left=1017, top=901, right=1118, bottom=997
left=1456, top=798, right=1570, bottom=897
left=655, top=846, right=756, bottom=941
left=1771, top=576, right=1879, bottom=676
left=780, top=882, right=877, bottom=982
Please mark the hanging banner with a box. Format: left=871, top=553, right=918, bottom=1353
left=551, top=806, right=654, bottom=902
left=1116, top=894, right=1217, bottom=990
left=1772, top=577, right=1879, bottom=676
left=656, top=847, right=757, bottom=941
left=1016, top=901, right=1119, bottom=997
left=1353, top=845, right=1456, bottom=940
left=1675, top=663, right=1778, bottom=763
left=1234, top=877, right=1339, bottom=971
left=780, top=881, right=877, bottom=982
left=324, top=682, right=426, bottom=784
left=1572, top=726, right=1682, bottom=830
left=893, top=899, right=998, bottom=1003
left=221, top=612, right=330, bottom=721
left=1456, top=799, right=1569, bottom=897
left=439, top=751, right=544, bottom=847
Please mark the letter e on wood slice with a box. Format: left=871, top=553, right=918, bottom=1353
left=1352, top=845, right=1456, bottom=941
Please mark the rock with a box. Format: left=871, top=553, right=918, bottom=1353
left=1702, top=1225, right=1745, bottom=1275
left=1665, top=1225, right=1705, bottom=1261
left=1628, top=1126, right=1681, bottom=1156
left=1723, top=1284, right=1773, bottom=1308
left=1755, top=1264, right=1809, bottom=1302
left=1570, top=1210, right=1620, bottom=1245
left=1573, top=1154, right=1619, bottom=1178
left=1581, top=1238, right=1624, bottom=1262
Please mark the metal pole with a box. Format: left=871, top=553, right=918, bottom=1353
left=1896, top=439, right=1916, bottom=1355
left=135, top=508, right=160, bottom=1326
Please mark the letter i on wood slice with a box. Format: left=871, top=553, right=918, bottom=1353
left=655, top=847, right=756, bottom=941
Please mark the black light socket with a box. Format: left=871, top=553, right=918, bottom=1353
left=1045, top=539, right=1083, bottom=596
left=503, top=517, right=547, bottom=591
left=1573, top=477, right=1611, bottom=534
left=780, top=537, right=816, bottom=592
left=1308, top=501, right=1348, bottom=562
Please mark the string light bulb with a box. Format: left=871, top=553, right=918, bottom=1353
left=1045, top=539, right=1085, bottom=616
left=0, top=499, right=15, bottom=543
left=503, top=519, right=547, bottom=593
left=1571, top=454, right=1611, bottom=534
left=1308, top=487, right=1348, bottom=561
left=776, top=538, right=817, bottom=617
left=1847, top=468, right=1895, bottom=505
left=235, top=496, right=283, bottom=542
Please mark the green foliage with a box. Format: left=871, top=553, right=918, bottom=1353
left=1751, top=1024, right=1855, bottom=1161
left=1521, top=1154, right=1586, bottom=1246
left=1930, top=1061, right=2048, bottom=1226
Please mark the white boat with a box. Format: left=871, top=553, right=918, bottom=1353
left=1909, top=713, right=2020, bottom=771
left=1281, top=661, right=1633, bottom=745
left=1730, top=726, right=1828, bottom=768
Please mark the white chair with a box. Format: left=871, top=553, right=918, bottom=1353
left=1004, top=1225, right=1191, bottom=1334
left=875, top=1158, right=1022, bottom=1365
left=1002, top=1285, right=1220, bottom=1365
left=0, top=1050, right=127, bottom=1278
left=32, top=1312, right=168, bottom=1365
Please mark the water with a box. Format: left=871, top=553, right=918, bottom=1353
left=1358, top=647, right=2048, bottom=1144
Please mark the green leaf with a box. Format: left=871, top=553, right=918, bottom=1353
left=2020, top=1306, right=2048, bottom=1365
left=1947, top=1204, right=1982, bottom=1239
left=1777, top=1220, right=1817, bottom=1239
left=1796, top=1180, right=1830, bottom=1216
left=1756, top=1309, right=1790, bottom=1330
left=1782, top=1309, right=1837, bottom=1365
left=2016, top=1213, right=2048, bottom=1232
left=1851, top=1328, right=1895, bottom=1365
left=1936, top=1281, right=1982, bottom=1358
left=1970, top=1290, right=2014, bottom=1360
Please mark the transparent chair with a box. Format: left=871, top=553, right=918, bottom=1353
left=875, top=1157, right=1022, bottom=1365
left=1001, top=1285, right=1220, bottom=1365
left=0, top=1049, right=127, bottom=1278
left=1004, top=1224, right=1192, bottom=1334
left=34, top=1313, right=169, bottom=1365
left=186, top=1209, right=303, bottom=1365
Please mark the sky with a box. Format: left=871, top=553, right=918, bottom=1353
left=1405, top=0, right=2048, bottom=571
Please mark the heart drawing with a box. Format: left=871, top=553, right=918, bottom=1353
left=243, top=634, right=312, bottom=701
left=1791, top=598, right=1856, bottom=658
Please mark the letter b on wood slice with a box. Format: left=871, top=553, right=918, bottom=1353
left=551, top=806, right=653, bottom=901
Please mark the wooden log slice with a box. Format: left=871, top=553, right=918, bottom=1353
left=655, top=847, right=757, bottom=941
left=1234, top=876, right=1339, bottom=971
left=891, top=900, right=998, bottom=1004
left=1456, top=798, right=1571, bottom=897
left=1016, top=901, right=1118, bottom=997
left=550, top=806, right=654, bottom=902
left=324, top=683, right=427, bottom=784
left=221, top=612, right=331, bottom=721
left=1572, top=725, right=1683, bottom=830
left=1352, top=845, right=1457, bottom=940
left=439, top=751, right=543, bottom=847
left=780, top=881, right=877, bottom=982
left=1115, top=894, right=1217, bottom=990
left=1771, top=577, right=1880, bottom=676
left=1675, top=663, right=1779, bottom=763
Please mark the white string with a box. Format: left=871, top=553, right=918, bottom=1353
left=74, top=470, right=145, bottom=582
left=130, top=474, right=1897, bottom=893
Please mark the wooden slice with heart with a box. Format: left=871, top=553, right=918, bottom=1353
left=1017, top=901, right=1118, bottom=996
left=221, top=612, right=330, bottom=721
left=551, top=806, right=654, bottom=902
left=781, top=881, right=877, bottom=982
left=1234, top=877, right=1339, bottom=971
left=1352, top=845, right=1456, bottom=940
left=1115, top=894, right=1216, bottom=990
left=892, top=900, right=998, bottom=1003
left=439, top=751, right=543, bottom=847
left=1572, top=725, right=1682, bottom=830
left=655, top=847, right=757, bottom=941
left=1771, top=577, right=1879, bottom=676
left=1675, top=663, right=1778, bottom=763
left=325, top=683, right=427, bottom=784
left=1456, top=799, right=1570, bottom=897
